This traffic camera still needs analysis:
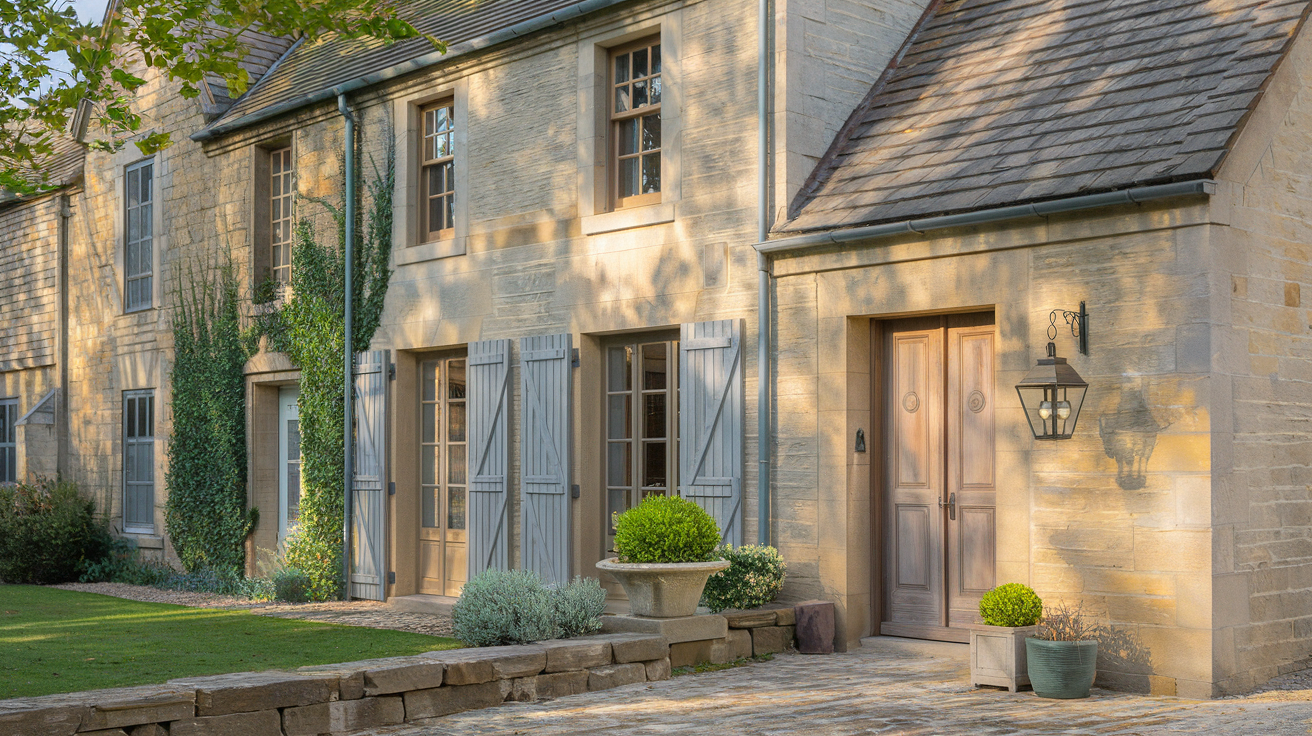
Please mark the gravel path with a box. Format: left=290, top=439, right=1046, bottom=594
left=51, top=582, right=455, bottom=638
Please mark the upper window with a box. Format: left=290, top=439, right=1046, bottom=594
left=420, top=101, right=456, bottom=242
left=611, top=39, right=662, bottom=209
left=124, top=160, right=153, bottom=311
left=123, top=390, right=155, bottom=533
left=269, top=147, right=294, bottom=283
left=0, top=398, right=16, bottom=484
left=605, top=337, right=678, bottom=537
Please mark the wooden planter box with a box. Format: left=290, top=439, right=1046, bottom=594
left=970, top=625, right=1038, bottom=692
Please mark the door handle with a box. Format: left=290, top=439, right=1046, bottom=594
left=940, top=493, right=957, bottom=521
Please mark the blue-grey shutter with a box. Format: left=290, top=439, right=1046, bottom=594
left=467, top=339, right=512, bottom=578
left=519, top=334, right=572, bottom=587
left=351, top=349, right=389, bottom=601
left=679, top=320, right=744, bottom=546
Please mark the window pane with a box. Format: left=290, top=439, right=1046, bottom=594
left=140, top=166, right=151, bottom=202
left=651, top=45, right=661, bottom=74
left=126, top=398, right=136, bottom=438
left=633, top=80, right=648, bottom=109
left=448, top=444, right=467, bottom=485
left=422, top=401, right=436, bottom=443
left=642, top=343, right=667, bottom=390
left=127, top=169, right=139, bottom=207
left=607, top=395, right=631, bottom=439
left=444, top=195, right=454, bottom=232
left=428, top=198, right=443, bottom=236
left=422, top=361, right=437, bottom=401
left=650, top=76, right=661, bottom=105
left=642, top=115, right=661, bottom=152
left=607, top=347, right=632, bottom=391
left=436, top=106, right=451, bottom=132
left=128, top=209, right=140, bottom=244
left=642, top=152, right=661, bottom=195
left=633, top=48, right=648, bottom=78
left=449, top=360, right=466, bottom=399
left=448, top=487, right=466, bottom=530
left=448, top=403, right=466, bottom=443
left=614, top=85, right=630, bottom=113
left=643, top=442, right=667, bottom=488
left=287, top=463, right=300, bottom=521
left=440, top=161, right=454, bottom=194
left=619, top=157, right=639, bottom=199
left=141, top=206, right=152, bottom=238
left=608, top=489, right=627, bottom=532
left=423, top=486, right=437, bottom=528
left=422, top=445, right=438, bottom=485
left=607, top=442, right=631, bottom=487
left=425, top=108, right=435, bottom=136
left=287, top=420, right=300, bottom=461
left=643, top=394, right=666, bottom=439
left=614, top=53, right=629, bottom=84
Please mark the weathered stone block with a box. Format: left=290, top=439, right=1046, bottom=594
left=128, top=725, right=168, bottom=736
left=541, top=639, right=612, bottom=672
left=418, top=651, right=495, bottom=685
left=81, top=691, right=195, bottom=730
left=601, top=614, right=728, bottom=643
left=726, top=629, right=753, bottom=660
left=296, top=665, right=366, bottom=700
left=533, top=671, right=589, bottom=699
left=468, top=645, right=547, bottom=679
left=282, top=696, right=404, bottom=735
left=587, top=663, right=647, bottom=691
left=669, top=638, right=728, bottom=668
left=796, top=600, right=836, bottom=654
left=505, top=677, right=537, bottom=702
left=78, top=730, right=128, bottom=736
left=0, top=704, right=82, bottom=736
left=362, top=660, right=444, bottom=695
left=169, top=709, right=282, bottom=736
left=724, top=610, right=777, bottom=628
left=171, top=672, right=333, bottom=716
left=644, top=657, right=672, bottom=681
left=772, top=604, right=797, bottom=627
left=605, top=634, right=669, bottom=663
left=751, top=626, right=795, bottom=656
left=402, top=682, right=502, bottom=720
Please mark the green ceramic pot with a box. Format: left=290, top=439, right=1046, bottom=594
left=1025, top=638, right=1098, bottom=699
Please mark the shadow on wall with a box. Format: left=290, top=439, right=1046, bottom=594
left=1095, top=623, right=1153, bottom=693
left=1098, top=390, right=1169, bottom=491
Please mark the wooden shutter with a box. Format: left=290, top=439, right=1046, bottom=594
left=679, top=320, right=744, bottom=546
left=467, top=339, right=512, bottom=577
left=519, top=334, right=572, bottom=587
left=351, top=349, right=389, bottom=601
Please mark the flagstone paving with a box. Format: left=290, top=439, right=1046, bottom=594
left=363, top=638, right=1312, bottom=735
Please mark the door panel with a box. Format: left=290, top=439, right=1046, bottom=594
left=881, top=314, right=996, bottom=640
left=417, top=354, right=469, bottom=597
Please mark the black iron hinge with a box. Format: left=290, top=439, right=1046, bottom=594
left=388, top=363, right=396, bottom=380
left=387, top=571, right=396, bottom=584
left=388, top=481, right=396, bottom=496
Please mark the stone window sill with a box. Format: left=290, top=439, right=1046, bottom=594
left=395, top=237, right=467, bottom=266
left=123, top=533, right=163, bottom=548
left=582, top=202, right=675, bottom=236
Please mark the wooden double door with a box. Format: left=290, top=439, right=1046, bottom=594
left=881, top=314, right=997, bottom=643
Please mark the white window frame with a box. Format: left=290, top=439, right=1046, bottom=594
left=123, top=159, right=154, bottom=312
left=123, top=390, right=156, bottom=534
left=269, top=147, right=295, bottom=284
left=278, top=386, right=301, bottom=544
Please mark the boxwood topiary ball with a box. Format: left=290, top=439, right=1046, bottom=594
left=613, top=495, right=721, bottom=564
left=979, top=582, right=1043, bottom=627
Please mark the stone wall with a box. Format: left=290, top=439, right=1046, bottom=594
left=0, top=194, right=60, bottom=372
left=1209, top=15, right=1312, bottom=694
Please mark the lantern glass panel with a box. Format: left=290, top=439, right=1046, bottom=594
left=1017, top=383, right=1087, bottom=439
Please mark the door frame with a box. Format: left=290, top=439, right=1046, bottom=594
left=869, top=309, right=998, bottom=644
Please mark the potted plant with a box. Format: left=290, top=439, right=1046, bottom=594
left=970, top=583, right=1042, bottom=692
left=595, top=495, right=729, bottom=618
left=1026, top=601, right=1099, bottom=699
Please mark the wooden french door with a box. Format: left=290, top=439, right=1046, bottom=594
left=881, top=314, right=997, bottom=643
left=417, top=355, right=468, bottom=597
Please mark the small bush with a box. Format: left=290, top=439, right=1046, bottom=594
left=453, top=569, right=557, bottom=646
left=0, top=479, right=111, bottom=584
left=273, top=568, right=312, bottom=603
left=613, top=495, right=720, bottom=564
left=701, top=545, right=787, bottom=613
left=979, top=583, right=1043, bottom=627
left=553, top=576, right=606, bottom=638
left=1037, top=601, right=1096, bottom=641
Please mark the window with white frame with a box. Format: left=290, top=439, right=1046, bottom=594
left=124, top=159, right=153, bottom=311
left=605, top=336, right=678, bottom=537
left=269, top=147, right=294, bottom=283
left=0, top=398, right=16, bottom=484
left=123, top=390, right=155, bottom=532
left=420, top=101, right=456, bottom=242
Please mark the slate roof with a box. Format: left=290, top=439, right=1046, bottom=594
left=199, top=29, right=298, bottom=117
left=0, top=136, right=85, bottom=207
left=781, top=0, right=1312, bottom=234
left=206, top=0, right=600, bottom=134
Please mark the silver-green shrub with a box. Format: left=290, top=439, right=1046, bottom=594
left=453, top=569, right=557, bottom=646
left=553, top=576, right=606, bottom=638
left=700, top=544, right=787, bottom=613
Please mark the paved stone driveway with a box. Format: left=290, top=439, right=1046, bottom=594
left=364, top=638, right=1312, bottom=735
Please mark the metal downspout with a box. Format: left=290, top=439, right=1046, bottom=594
left=756, top=0, right=771, bottom=547
left=338, top=94, right=355, bottom=600
left=58, top=194, right=71, bottom=478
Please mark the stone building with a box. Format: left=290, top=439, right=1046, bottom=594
left=7, top=0, right=1312, bottom=700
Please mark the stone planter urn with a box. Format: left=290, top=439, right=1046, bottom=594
left=970, top=625, right=1038, bottom=692
left=596, top=557, right=729, bottom=618
left=1025, top=638, right=1099, bottom=699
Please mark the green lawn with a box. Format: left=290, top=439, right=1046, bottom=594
left=0, top=585, right=462, bottom=699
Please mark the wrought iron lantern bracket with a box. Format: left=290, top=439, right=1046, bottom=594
left=1049, top=301, right=1089, bottom=356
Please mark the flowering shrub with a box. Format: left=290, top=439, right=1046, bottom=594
left=979, top=583, right=1043, bottom=627
left=613, top=495, right=720, bottom=564
left=700, top=544, right=787, bottom=613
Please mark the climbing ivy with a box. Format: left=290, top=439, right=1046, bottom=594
left=261, top=125, right=395, bottom=600
left=164, top=260, right=255, bottom=575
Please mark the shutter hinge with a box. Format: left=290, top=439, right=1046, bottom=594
left=388, top=481, right=396, bottom=495
left=571, top=484, right=580, bottom=499
left=571, top=348, right=580, bottom=368
left=388, top=363, right=396, bottom=380
left=388, top=571, right=396, bottom=584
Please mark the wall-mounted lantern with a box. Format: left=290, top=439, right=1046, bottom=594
left=1016, top=303, right=1089, bottom=440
